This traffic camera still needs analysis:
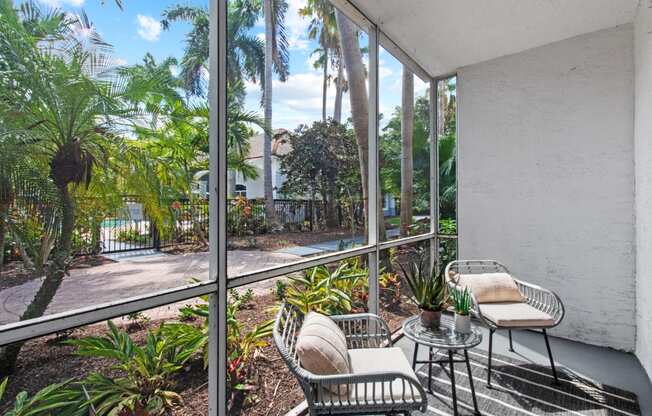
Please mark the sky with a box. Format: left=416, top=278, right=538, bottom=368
left=32, top=0, right=429, bottom=131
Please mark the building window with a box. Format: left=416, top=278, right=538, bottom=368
left=235, top=184, right=247, bottom=198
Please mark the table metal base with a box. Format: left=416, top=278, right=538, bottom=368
left=412, top=343, right=481, bottom=416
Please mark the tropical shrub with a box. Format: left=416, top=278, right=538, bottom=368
left=67, top=321, right=202, bottom=415
left=282, top=258, right=368, bottom=315
left=0, top=377, right=86, bottom=416
left=227, top=197, right=268, bottom=238
left=116, top=228, right=150, bottom=244
left=163, top=291, right=273, bottom=410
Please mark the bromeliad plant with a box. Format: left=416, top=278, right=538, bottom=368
left=397, top=249, right=448, bottom=329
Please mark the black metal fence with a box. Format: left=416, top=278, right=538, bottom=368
left=100, top=197, right=362, bottom=254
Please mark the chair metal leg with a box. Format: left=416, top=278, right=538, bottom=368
left=508, top=329, right=515, bottom=352
left=487, top=329, right=495, bottom=388
left=543, top=329, right=560, bottom=385
left=428, top=347, right=433, bottom=392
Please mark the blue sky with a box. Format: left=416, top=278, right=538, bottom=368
left=35, top=0, right=428, bottom=130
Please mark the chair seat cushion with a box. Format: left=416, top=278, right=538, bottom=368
left=297, top=312, right=351, bottom=383
left=455, top=272, right=524, bottom=303
left=479, top=302, right=555, bottom=327
left=347, top=347, right=422, bottom=402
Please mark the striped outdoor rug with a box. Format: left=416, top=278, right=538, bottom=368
left=418, top=349, right=640, bottom=416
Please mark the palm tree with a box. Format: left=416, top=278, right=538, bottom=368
left=161, top=3, right=265, bottom=98
left=301, top=0, right=339, bottom=122
left=0, top=1, right=154, bottom=373
left=400, top=67, right=414, bottom=237
left=262, top=0, right=289, bottom=224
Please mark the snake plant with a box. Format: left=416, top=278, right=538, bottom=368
left=451, top=286, right=472, bottom=315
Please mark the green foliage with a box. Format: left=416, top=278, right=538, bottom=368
left=0, top=377, right=87, bottom=416
left=282, top=258, right=368, bottom=315
left=67, top=321, right=201, bottom=415
left=116, top=228, right=150, bottom=244
left=397, top=249, right=448, bottom=312
left=451, top=286, right=471, bottom=315
left=279, top=120, right=361, bottom=228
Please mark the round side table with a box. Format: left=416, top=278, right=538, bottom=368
left=402, top=314, right=483, bottom=416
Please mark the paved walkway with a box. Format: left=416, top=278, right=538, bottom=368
left=0, top=229, right=405, bottom=326
left=0, top=250, right=301, bottom=325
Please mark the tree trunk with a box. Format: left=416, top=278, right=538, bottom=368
left=322, top=46, right=329, bottom=121
left=227, top=170, right=237, bottom=198
left=438, top=80, right=446, bottom=137
left=0, top=183, right=73, bottom=374
left=400, top=67, right=414, bottom=237
left=333, top=53, right=344, bottom=123
left=336, top=11, right=384, bottom=242
left=0, top=208, right=6, bottom=269
left=263, top=0, right=276, bottom=226
left=336, top=10, right=369, bottom=238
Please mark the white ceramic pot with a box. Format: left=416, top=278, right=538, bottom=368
left=454, top=313, right=471, bottom=334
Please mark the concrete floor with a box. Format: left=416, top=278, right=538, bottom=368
left=396, top=322, right=652, bottom=414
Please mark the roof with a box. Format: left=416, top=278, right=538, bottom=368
left=245, top=129, right=292, bottom=160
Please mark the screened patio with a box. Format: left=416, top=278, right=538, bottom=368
left=1, top=0, right=652, bottom=415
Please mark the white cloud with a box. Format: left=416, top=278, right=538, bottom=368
left=243, top=69, right=354, bottom=130
left=39, top=0, right=85, bottom=7
left=136, top=14, right=162, bottom=42
left=285, top=0, right=311, bottom=50
left=112, top=57, right=128, bottom=66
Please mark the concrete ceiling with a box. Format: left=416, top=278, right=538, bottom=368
left=348, top=0, right=639, bottom=77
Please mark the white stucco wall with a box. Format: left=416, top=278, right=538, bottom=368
left=635, top=1, right=652, bottom=378
left=457, top=25, right=636, bottom=350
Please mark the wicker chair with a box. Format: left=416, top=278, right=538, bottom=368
left=444, top=260, right=565, bottom=387
left=273, top=302, right=427, bottom=415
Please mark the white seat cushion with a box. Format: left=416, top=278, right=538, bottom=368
left=479, top=302, right=555, bottom=328
left=297, top=312, right=351, bottom=387
left=455, top=272, right=524, bottom=303
left=347, top=347, right=422, bottom=402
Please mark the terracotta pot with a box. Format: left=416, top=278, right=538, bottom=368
left=420, top=309, right=442, bottom=330
left=454, top=313, right=471, bottom=334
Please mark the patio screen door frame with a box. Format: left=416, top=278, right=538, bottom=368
left=0, top=1, right=439, bottom=415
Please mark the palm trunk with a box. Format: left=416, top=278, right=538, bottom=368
left=336, top=11, right=367, bottom=235
left=400, top=67, right=414, bottom=237
left=333, top=55, right=344, bottom=123
left=0, top=208, right=7, bottom=270
left=438, top=81, right=446, bottom=137
left=263, top=0, right=276, bottom=225
left=227, top=170, right=237, bottom=198
left=322, top=47, right=329, bottom=121
left=336, top=10, right=385, bottom=242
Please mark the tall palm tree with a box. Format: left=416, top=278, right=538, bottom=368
left=161, top=3, right=266, bottom=98
left=301, top=0, right=338, bottom=122
left=262, top=0, right=289, bottom=224
left=400, top=68, right=414, bottom=237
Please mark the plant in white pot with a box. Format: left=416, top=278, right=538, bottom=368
left=451, top=286, right=472, bottom=334
left=398, top=250, right=448, bottom=330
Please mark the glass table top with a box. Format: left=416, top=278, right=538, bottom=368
left=402, top=314, right=483, bottom=350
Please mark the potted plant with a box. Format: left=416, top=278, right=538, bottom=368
left=451, top=286, right=472, bottom=334
left=398, top=250, right=448, bottom=330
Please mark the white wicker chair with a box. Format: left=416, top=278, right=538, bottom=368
left=273, top=302, right=427, bottom=415
left=444, top=260, right=565, bottom=387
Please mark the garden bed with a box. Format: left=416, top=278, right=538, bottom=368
left=0, top=280, right=418, bottom=416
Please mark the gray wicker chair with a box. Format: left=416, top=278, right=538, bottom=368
left=273, top=302, right=427, bottom=415
left=444, top=260, right=565, bottom=387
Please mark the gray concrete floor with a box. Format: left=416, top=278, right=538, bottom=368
left=396, top=321, right=652, bottom=414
